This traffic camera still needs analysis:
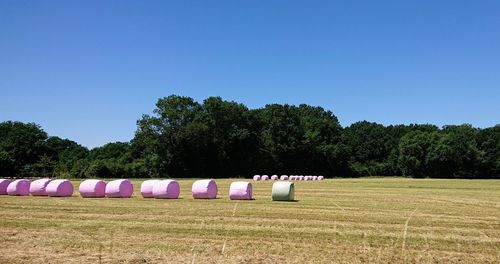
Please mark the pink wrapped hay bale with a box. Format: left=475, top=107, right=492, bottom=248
left=192, top=179, right=218, bottom=199
left=318, top=175, right=324, bottom=180
left=229, top=181, right=253, bottom=200
left=298, top=176, right=304, bottom=181
left=153, top=180, right=180, bottom=199
left=289, top=176, right=296, bottom=180
left=261, top=175, right=269, bottom=181
left=312, top=176, right=318, bottom=181
left=79, top=179, right=107, bottom=198
left=141, top=179, right=161, bottom=198
left=0, top=179, right=11, bottom=195
left=271, top=175, right=278, bottom=180
left=280, top=175, right=289, bottom=180
left=253, top=175, right=261, bottom=181
left=106, top=179, right=134, bottom=198
left=46, top=179, right=73, bottom=197
left=305, top=176, right=312, bottom=181
left=30, top=178, right=52, bottom=196
left=7, top=179, right=30, bottom=196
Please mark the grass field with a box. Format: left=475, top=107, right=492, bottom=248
left=0, top=178, right=499, bottom=264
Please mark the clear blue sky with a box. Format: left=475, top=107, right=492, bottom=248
left=1, top=0, right=499, bottom=148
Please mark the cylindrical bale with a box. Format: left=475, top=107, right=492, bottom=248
left=312, top=176, right=318, bottom=180
left=192, top=179, right=218, bottom=199
left=30, top=178, right=52, bottom=196
left=106, top=179, right=134, bottom=198
left=0, top=179, right=12, bottom=195
left=305, top=176, right=312, bottom=181
left=290, top=176, right=297, bottom=180
left=229, top=181, right=253, bottom=200
left=280, top=175, right=289, bottom=180
left=318, top=176, right=324, bottom=180
left=253, top=175, right=261, bottom=181
left=141, top=179, right=161, bottom=198
left=153, top=180, right=180, bottom=199
left=272, top=181, right=295, bottom=201
left=46, top=179, right=73, bottom=197
left=298, top=176, right=304, bottom=181
left=79, top=179, right=107, bottom=198
left=7, top=179, right=30, bottom=196
left=271, top=175, right=278, bottom=180
left=261, top=175, right=269, bottom=181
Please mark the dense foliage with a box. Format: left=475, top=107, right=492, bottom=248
left=1, top=95, right=498, bottom=179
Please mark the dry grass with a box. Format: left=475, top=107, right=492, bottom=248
left=0, top=178, right=499, bottom=264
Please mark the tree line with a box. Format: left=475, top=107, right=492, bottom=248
left=1, top=95, right=498, bottom=179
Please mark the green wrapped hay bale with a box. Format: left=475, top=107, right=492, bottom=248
left=272, top=181, right=295, bottom=201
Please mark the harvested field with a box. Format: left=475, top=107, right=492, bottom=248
left=1, top=178, right=499, bottom=263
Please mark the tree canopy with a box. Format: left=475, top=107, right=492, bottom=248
left=0, top=95, right=498, bottom=179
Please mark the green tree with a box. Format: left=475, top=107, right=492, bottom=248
left=133, top=95, right=210, bottom=177
left=398, top=131, right=440, bottom=177
left=46, top=136, right=89, bottom=176
left=296, top=104, right=343, bottom=175
left=1, top=96, right=498, bottom=179
left=253, top=104, right=304, bottom=173
left=0, top=121, right=48, bottom=176
left=476, top=125, right=500, bottom=178
left=342, top=121, right=393, bottom=176
left=86, top=142, right=136, bottom=178
left=201, top=97, right=257, bottom=177
left=428, top=124, right=481, bottom=178
left=21, top=154, right=57, bottom=177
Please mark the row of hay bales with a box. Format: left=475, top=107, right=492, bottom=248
left=253, top=175, right=324, bottom=181
left=0, top=178, right=296, bottom=201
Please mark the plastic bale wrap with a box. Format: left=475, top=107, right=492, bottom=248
left=106, top=179, right=134, bottom=198
left=141, top=180, right=161, bottom=198
left=30, top=178, right=52, bottom=196
left=271, top=175, right=278, bottom=180
left=312, top=176, right=318, bottom=181
left=79, top=179, right=107, bottom=198
left=153, top=180, right=180, bottom=199
left=298, top=176, right=304, bottom=181
left=289, top=176, right=296, bottom=180
left=192, top=179, right=218, bottom=199
left=229, top=181, right=253, bottom=200
left=261, top=175, right=269, bottom=181
left=46, top=179, right=74, bottom=197
left=280, top=175, right=289, bottom=180
left=0, top=179, right=12, bottom=195
left=272, top=181, right=295, bottom=201
left=7, top=179, right=30, bottom=196
left=318, top=176, right=324, bottom=180
left=253, top=175, right=261, bottom=181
